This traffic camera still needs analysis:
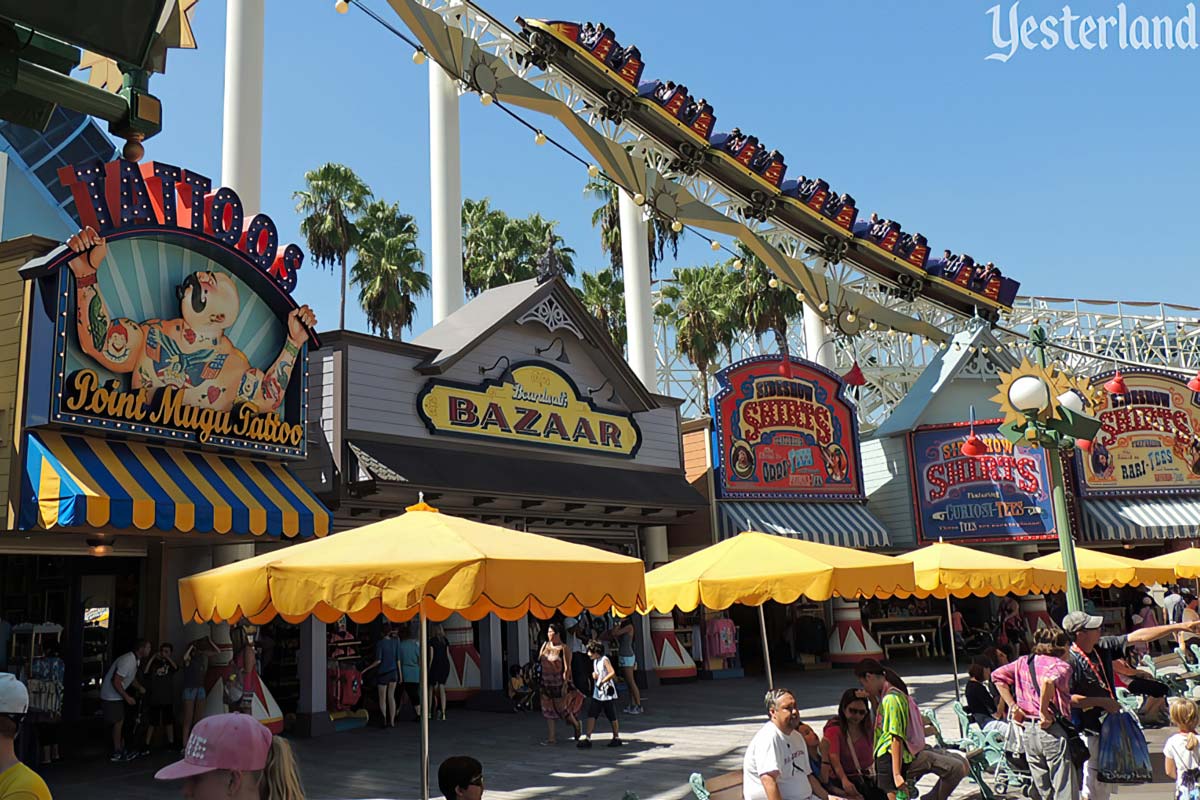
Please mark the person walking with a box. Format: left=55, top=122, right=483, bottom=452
left=100, top=639, right=151, bottom=762
left=564, top=616, right=594, bottom=699
left=611, top=617, right=643, bottom=714
left=144, top=643, right=178, bottom=751
left=362, top=624, right=400, bottom=728
left=398, top=624, right=423, bottom=721
left=428, top=624, right=451, bottom=722
left=180, top=634, right=217, bottom=748
left=0, top=674, right=51, bottom=800
left=537, top=623, right=582, bottom=745
left=1164, top=698, right=1200, bottom=800
left=742, top=687, right=846, bottom=800
left=1062, top=610, right=1200, bottom=800
left=228, top=627, right=259, bottom=716
left=154, top=712, right=305, bottom=800
left=578, top=640, right=621, bottom=749
left=992, top=627, right=1077, bottom=800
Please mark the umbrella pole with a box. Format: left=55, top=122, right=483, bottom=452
left=420, top=607, right=430, bottom=800
left=945, top=594, right=961, bottom=703
left=758, top=604, right=774, bottom=691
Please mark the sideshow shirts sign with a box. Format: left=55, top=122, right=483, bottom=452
left=1078, top=368, right=1200, bottom=496
left=909, top=420, right=1056, bottom=543
left=417, top=363, right=641, bottom=458
left=710, top=356, right=864, bottom=500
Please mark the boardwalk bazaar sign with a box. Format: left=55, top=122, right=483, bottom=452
left=416, top=363, right=641, bottom=458
left=909, top=420, right=1056, bottom=543
left=1078, top=368, right=1200, bottom=497
left=32, top=157, right=317, bottom=458
left=710, top=356, right=864, bottom=500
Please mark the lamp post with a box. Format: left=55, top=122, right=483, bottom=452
left=987, top=326, right=1102, bottom=614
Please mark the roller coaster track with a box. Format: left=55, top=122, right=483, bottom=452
left=388, top=1, right=1199, bottom=428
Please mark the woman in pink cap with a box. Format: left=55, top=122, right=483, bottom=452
left=155, top=712, right=304, bottom=799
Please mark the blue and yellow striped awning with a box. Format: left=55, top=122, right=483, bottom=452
left=20, top=430, right=330, bottom=539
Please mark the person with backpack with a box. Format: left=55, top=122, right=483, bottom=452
left=992, top=627, right=1077, bottom=800
left=1165, top=697, right=1200, bottom=800
left=855, top=659, right=967, bottom=800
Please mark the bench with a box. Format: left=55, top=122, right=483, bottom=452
left=689, top=770, right=741, bottom=800
left=882, top=641, right=930, bottom=659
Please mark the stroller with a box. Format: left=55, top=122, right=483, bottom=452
left=508, top=662, right=537, bottom=712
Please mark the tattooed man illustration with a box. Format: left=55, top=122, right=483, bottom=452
left=66, top=226, right=316, bottom=414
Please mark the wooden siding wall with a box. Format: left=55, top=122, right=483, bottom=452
left=862, top=436, right=917, bottom=549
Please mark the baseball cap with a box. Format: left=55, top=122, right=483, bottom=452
left=155, top=713, right=272, bottom=780
left=0, top=673, right=28, bottom=716
left=1061, top=611, right=1104, bottom=634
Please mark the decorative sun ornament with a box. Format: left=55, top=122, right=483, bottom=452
left=991, top=356, right=1074, bottom=429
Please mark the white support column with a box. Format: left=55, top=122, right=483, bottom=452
left=506, top=617, right=530, bottom=671
left=221, top=0, right=265, bottom=211
left=619, top=189, right=655, bottom=390
left=803, top=303, right=832, bottom=369
left=643, top=525, right=695, bottom=680
left=429, top=62, right=464, bottom=324
left=297, top=617, right=333, bottom=735
left=477, top=614, right=503, bottom=692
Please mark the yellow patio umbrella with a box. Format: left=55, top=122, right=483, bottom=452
left=179, top=501, right=646, bottom=800
left=644, top=530, right=916, bottom=689
left=895, top=541, right=1068, bottom=701
left=1030, top=548, right=1175, bottom=589
left=1142, top=547, right=1200, bottom=580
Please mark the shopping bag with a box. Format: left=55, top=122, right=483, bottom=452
left=1096, top=710, right=1152, bottom=784
left=1004, top=715, right=1028, bottom=772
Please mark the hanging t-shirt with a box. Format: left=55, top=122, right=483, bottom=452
left=592, top=656, right=618, bottom=701
left=742, top=721, right=813, bottom=800
left=99, top=651, right=139, bottom=702
left=0, top=761, right=52, bottom=800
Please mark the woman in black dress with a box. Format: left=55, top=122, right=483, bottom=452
left=429, top=623, right=451, bottom=720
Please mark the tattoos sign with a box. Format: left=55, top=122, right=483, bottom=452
left=20, top=157, right=318, bottom=458
left=416, top=363, right=642, bottom=458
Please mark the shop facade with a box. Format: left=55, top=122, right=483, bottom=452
left=672, top=354, right=889, bottom=673
left=0, top=153, right=332, bottom=739
left=306, top=274, right=705, bottom=709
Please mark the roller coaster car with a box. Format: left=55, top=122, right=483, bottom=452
left=708, top=131, right=787, bottom=188
left=635, top=80, right=716, bottom=142
left=781, top=178, right=858, bottom=231
left=517, top=19, right=645, bottom=90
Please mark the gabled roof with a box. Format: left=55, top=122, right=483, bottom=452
left=872, top=318, right=1018, bottom=438
left=410, top=276, right=659, bottom=412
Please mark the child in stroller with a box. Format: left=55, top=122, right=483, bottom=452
left=508, top=663, right=536, bottom=712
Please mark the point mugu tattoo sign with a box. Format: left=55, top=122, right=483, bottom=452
left=22, top=157, right=319, bottom=458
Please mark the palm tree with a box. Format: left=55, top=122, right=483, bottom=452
left=294, top=164, right=373, bottom=330
left=350, top=200, right=430, bottom=339
left=575, top=269, right=626, bottom=349
left=461, top=198, right=576, bottom=295
left=584, top=177, right=683, bottom=277
left=657, top=264, right=731, bottom=407
left=728, top=243, right=803, bottom=361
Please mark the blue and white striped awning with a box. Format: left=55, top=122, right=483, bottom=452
left=716, top=501, right=889, bottom=548
left=1081, top=498, right=1200, bottom=542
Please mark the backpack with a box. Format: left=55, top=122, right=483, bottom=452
left=881, top=688, right=926, bottom=756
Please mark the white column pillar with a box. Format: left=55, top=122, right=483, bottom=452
left=803, top=303, right=831, bottom=369
left=506, top=617, right=530, bottom=672
left=221, top=0, right=264, bottom=211
left=477, top=614, right=503, bottom=692
left=642, top=525, right=695, bottom=680
left=429, top=62, right=464, bottom=323
left=619, top=190, right=655, bottom=390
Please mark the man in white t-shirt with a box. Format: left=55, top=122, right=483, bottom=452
left=100, top=639, right=151, bottom=762
left=743, top=688, right=845, bottom=800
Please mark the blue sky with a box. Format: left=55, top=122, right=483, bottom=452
left=130, top=0, right=1200, bottom=337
